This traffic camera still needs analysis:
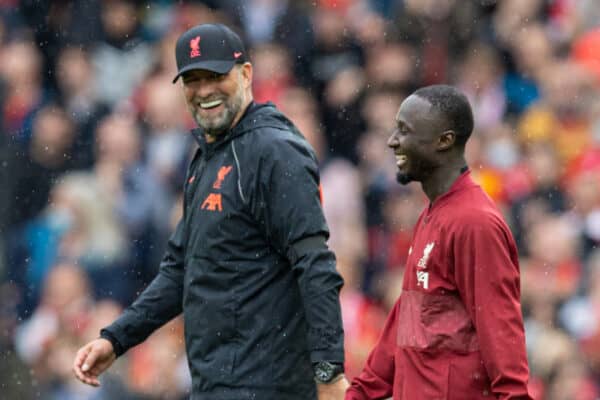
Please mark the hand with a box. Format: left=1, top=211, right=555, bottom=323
left=72, top=338, right=116, bottom=387
left=317, top=375, right=350, bottom=400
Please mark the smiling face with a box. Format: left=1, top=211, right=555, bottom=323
left=181, top=63, right=252, bottom=138
left=387, top=94, right=443, bottom=185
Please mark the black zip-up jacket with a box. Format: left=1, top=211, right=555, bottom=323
left=101, top=102, right=345, bottom=399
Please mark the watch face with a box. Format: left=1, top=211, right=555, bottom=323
left=315, top=362, right=334, bottom=382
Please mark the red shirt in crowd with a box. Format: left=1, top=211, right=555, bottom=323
left=346, top=171, right=533, bottom=400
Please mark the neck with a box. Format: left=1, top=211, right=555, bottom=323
left=421, top=156, right=467, bottom=203
left=204, top=132, right=217, bottom=144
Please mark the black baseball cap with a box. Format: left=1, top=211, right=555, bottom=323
left=172, top=23, right=247, bottom=84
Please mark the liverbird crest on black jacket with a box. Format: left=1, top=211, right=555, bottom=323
left=101, top=102, right=345, bottom=400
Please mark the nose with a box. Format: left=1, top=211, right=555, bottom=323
left=195, top=79, right=218, bottom=99
left=387, top=130, right=399, bottom=149
left=185, top=78, right=218, bottom=99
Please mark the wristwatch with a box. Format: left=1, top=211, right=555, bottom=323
left=313, top=361, right=344, bottom=384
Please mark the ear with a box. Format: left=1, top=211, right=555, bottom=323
left=437, top=130, right=456, bottom=151
left=241, top=62, right=253, bottom=90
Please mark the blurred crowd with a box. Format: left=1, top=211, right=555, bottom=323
left=1, top=0, right=600, bottom=399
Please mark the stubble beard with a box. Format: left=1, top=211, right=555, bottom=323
left=396, top=171, right=413, bottom=185
left=192, top=79, right=245, bottom=137
left=396, top=158, right=437, bottom=185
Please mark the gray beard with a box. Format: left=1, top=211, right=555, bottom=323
left=193, top=83, right=245, bottom=136
left=195, top=106, right=236, bottom=136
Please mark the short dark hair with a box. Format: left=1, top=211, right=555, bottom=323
left=413, top=85, right=474, bottom=146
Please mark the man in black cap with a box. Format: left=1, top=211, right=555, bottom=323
left=73, top=23, right=348, bottom=400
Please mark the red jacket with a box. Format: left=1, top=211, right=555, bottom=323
left=347, top=172, right=533, bottom=400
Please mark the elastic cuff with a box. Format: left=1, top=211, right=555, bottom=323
left=310, top=349, right=345, bottom=365
left=99, top=329, right=125, bottom=357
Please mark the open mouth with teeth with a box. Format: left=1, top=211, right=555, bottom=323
left=396, top=154, right=408, bottom=168
left=199, top=99, right=224, bottom=110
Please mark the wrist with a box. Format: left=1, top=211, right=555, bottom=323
left=316, top=373, right=346, bottom=385
left=99, top=329, right=124, bottom=357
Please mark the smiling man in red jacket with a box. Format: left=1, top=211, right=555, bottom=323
left=346, top=85, right=533, bottom=400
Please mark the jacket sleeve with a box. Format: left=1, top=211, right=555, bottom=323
left=346, top=300, right=398, bottom=400
left=257, top=134, right=345, bottom=364
left=100, top=218, right=185, bottom=356
left=452, top=215, right=533, bottom=399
